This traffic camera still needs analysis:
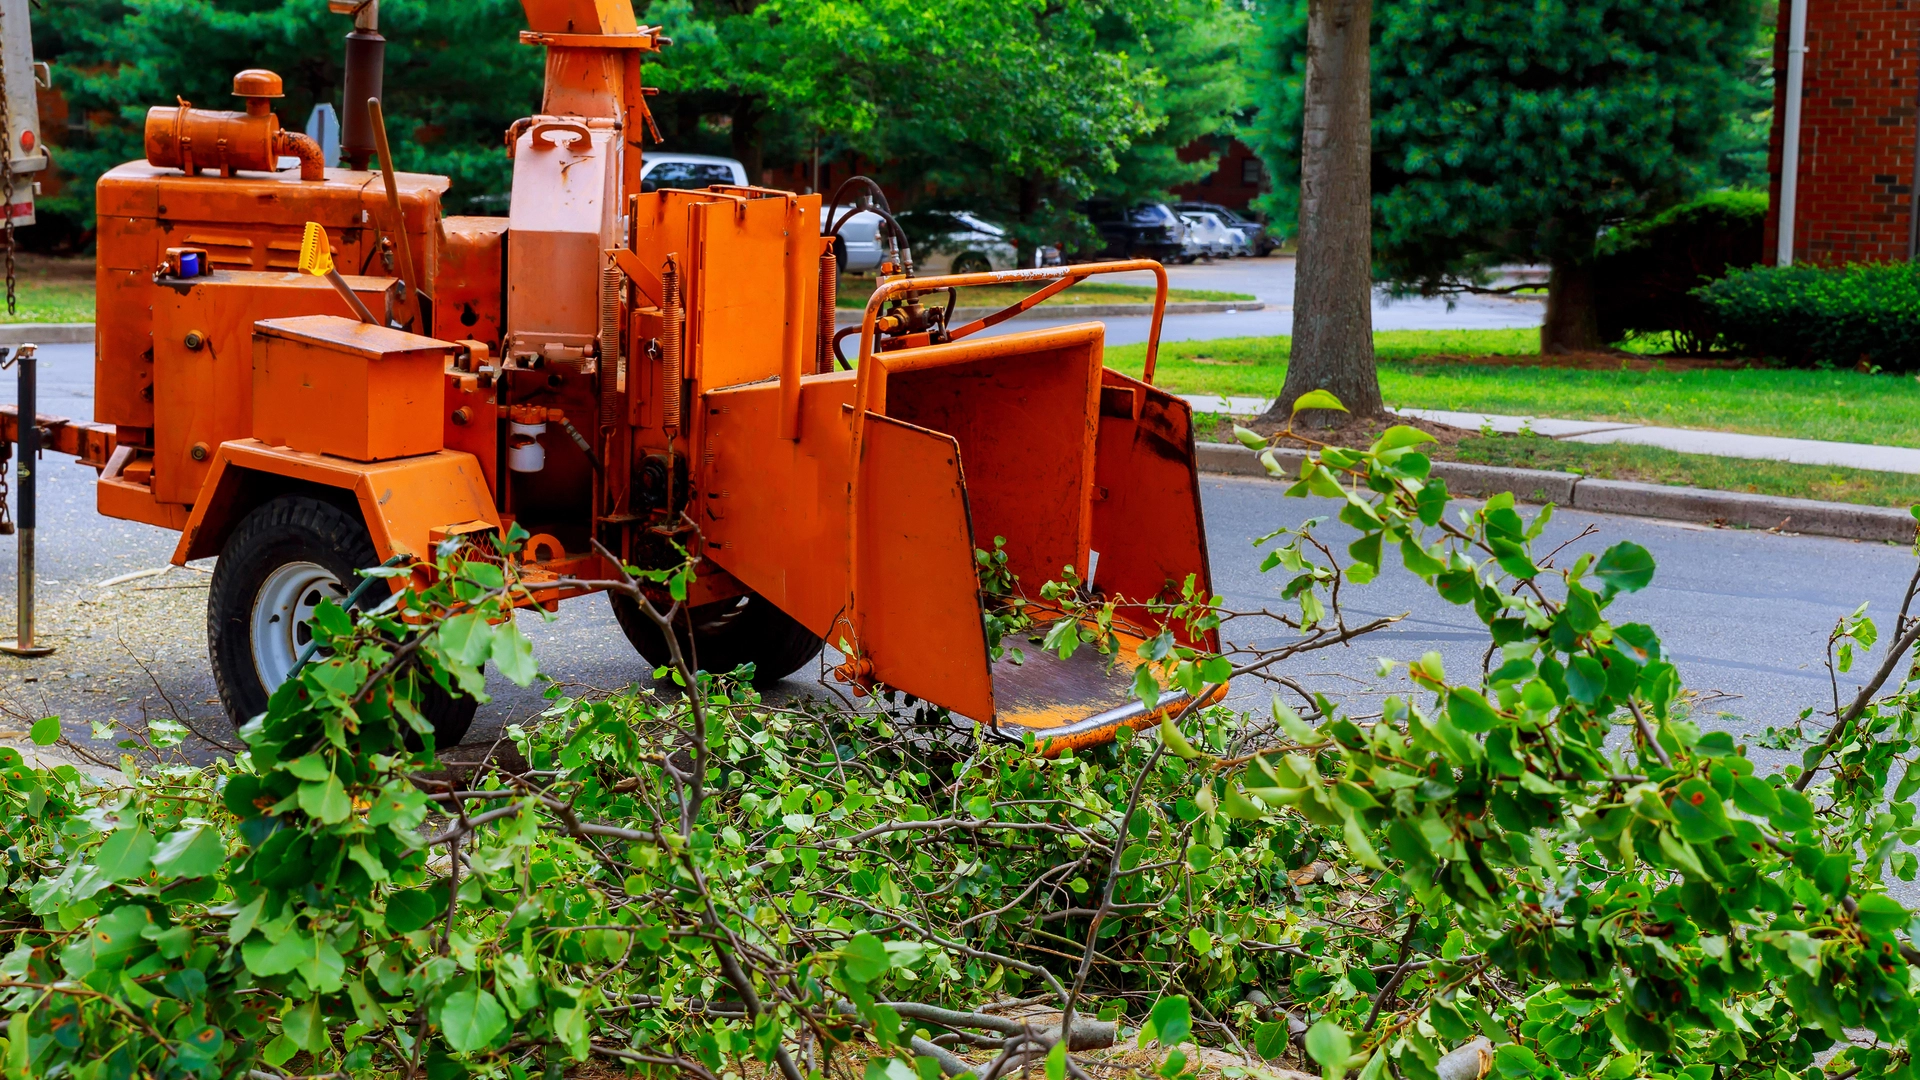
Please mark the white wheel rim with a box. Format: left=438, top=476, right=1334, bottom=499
left=251, top=561, right=344, bottom=691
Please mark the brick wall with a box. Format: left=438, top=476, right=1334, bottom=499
left=1764, top=0, right=1920, bottom=264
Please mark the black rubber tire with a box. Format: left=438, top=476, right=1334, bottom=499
left=609, top=590, right=823, bottom=688
left=207, top=495, right=477, bottom=747
left=951, top=252, right=992, bottom=275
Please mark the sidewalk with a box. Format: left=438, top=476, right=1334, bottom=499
left=1178, top=396, right=1920, bottom=476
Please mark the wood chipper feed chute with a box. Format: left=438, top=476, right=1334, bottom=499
left=697, top=261, right=1219, bottom=751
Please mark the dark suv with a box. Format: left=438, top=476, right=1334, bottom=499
left=1172, top=201, right=1277, bottom=255
left=1086, top=202, right=1189, bottom=261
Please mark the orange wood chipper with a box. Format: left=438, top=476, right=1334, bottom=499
left=18, top=0, right=1216, bottom=750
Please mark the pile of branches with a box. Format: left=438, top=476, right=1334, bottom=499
left=4, top=420, right=1920, bottom=1080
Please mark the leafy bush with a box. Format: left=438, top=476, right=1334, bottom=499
left=1592, top=190, right=1766, bottom=351
left=4, top=428, right=1920, bottom=1080
left=1696, top=262, right=1920, bottom=371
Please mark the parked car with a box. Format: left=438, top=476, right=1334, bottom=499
left=903, top=210, right=1062, bottom=274
left=639, top=153, right=748, bottom=192
left=1173, top=200, right=1277, bottom=255
left=1179, top=211, right=1243, bottom=261
left=826, top=206, right=890, bottom=274
left=1086, top=201, right=1188, bottom=262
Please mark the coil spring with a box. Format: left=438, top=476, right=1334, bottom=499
left=600, top=261, right=622, bottom=426
left=816, top=249, right=838, bottom=375
left=661, top=260, right=683, bottom=435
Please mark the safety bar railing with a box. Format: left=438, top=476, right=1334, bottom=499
left=847, top=260, right=1168, bottom=435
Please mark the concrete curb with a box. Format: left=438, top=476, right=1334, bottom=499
left=0, top=323, right=93, bottom=345
left=836, top=300, right=1261, bottom=326
left=1194, top=441, right=1918, bottom=544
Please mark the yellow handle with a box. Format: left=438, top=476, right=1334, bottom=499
left=298, top=221, right=335, bottom=276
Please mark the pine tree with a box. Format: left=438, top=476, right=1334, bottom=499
left=1250, top=0, right=1762, bottom=353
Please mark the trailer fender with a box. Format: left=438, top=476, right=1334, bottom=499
left=172, top=439, right=500, bottom=566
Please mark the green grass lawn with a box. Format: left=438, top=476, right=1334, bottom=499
left=836, top=277, right=1255, bottom=309
left=5, top=266, right=92, bottom=324
left=1111, top=330, right=1920, bottom=449
left=1196, top=412, right=1920, bottom=509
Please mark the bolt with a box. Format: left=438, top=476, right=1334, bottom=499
left=189, top=443, right=209, bottom=462
left=451, top=406, right=471, bottom=426
left=183, top=331, right=205, bottom=351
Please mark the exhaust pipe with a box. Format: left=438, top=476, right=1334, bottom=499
left=332, top=1, right=384, bottom=170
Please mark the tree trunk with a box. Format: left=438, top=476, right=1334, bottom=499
left=1265, top=0, right=1382, bottom=428
left=1540, top=259, right=1603, bottom=353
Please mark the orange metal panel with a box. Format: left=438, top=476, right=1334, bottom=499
left=443, top=372, right=500, bottom=496
left=519, top=0, right=640, bottom=34
left=173, top=441, right=499, bottom=565
left=251, top=316, right=449, bottom=462
left=99, top=475, right=191, bottom=531
left=435, top=217, right=507, bottom=347
left=95, top=266, right=155, bottom=429
left=882, top=324, right=1104, bottom=590
left=93, top=161, right=446, bottom=429
left=1090, top=369, right=1218, bottom=652
left=853, top=413, right=995, bottom=723
left=687, top=193, right=820, bottom=392
left=697, top=373, right=856, bottom=636
left=152, top=272, right=400, bottom=504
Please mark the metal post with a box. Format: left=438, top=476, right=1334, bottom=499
left=0, top=341, right=50, bottom=656
left=1776, top=0, right=1810, bottom=266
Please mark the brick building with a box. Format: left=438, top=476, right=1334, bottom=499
left=1170, top=137, right=1268, bottom=213
left=1764, top=0, right=1920, bottom=265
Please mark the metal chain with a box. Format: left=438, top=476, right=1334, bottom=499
left=0, top=449, right=15, bottom=536
left=0, top=12, right=15, bottom=317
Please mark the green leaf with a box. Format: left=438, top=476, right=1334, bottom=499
left=1305, top=1019, right=1352, bottom=1077
left=1371, top=425, right=1437, bottom=453
left=1045, top=1042, right=1067, bottom=1080
left=840, top=932, right=891, bottom=983
left=95, top=827, right=156, bottom=882
left=298, top=773, right=353, bottom=825
left=1852, top=892, right=1907, bottom=933
left=1657, top=828, right=1710, bottom=880
left=1158, top=715, right=1203, bottom=760
left=1446, top=687, right=1502, bottom=733
left=283, top=998, right=327, bottom=1053
left=28, top=716, right=60, bottom=746
left=1233, top=424, right=1267, bottom=450
left=1594, top=541, right=1656, bottom=595
left=442, top=987, right=509, bottom=1053
left=491, top=624, right=537, bottom=686
left=386, top=888, right=444, bottom=934
left=438, top=612, right=495, bottom=667
left=1290, top=389, right=1348, bottom=415
left=151, top=826, right=226, bottom=880
left=1149, top=996, right=1191, bottom=1047
left=1133, top=662, right=1161, bottom=711
left=1253, top=1020, right=1290, bottom=1060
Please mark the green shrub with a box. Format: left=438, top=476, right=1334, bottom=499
left=1592, top=189, right=1767, bottom=350
left=1695, top=261, right=1920, bottom=370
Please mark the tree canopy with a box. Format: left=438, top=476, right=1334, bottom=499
left=1247, top=0, right=1764, bottom=350
left=30, top=0, right=1249, bottom=250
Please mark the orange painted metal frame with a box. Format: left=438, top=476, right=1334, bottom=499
left=173, top=441, right=499, bottom=566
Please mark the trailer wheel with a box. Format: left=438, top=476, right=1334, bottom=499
left=609, top=591, right=822, bottom=688
left=208, top=495, right=477, bottom=747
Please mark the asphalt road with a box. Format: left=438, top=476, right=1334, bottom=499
left=986, top=257, right=1546, bottom=345
left=1, top=336, right=1910, bottom=782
